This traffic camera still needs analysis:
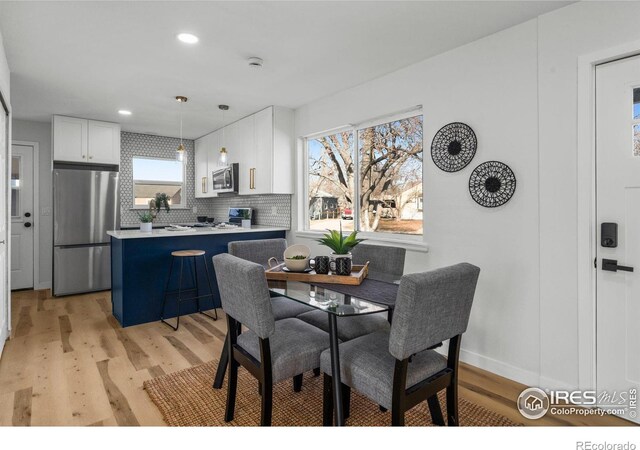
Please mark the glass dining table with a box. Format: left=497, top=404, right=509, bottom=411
left=212, top=277, right=397, bottom=426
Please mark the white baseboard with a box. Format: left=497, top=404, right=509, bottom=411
left=0, top=325, right=7, bottom=360
left=457, top=348, right=541, bottom=388
left=35, top=281, right=51, bottom=290
left=538, top=376, right=577, bottom=392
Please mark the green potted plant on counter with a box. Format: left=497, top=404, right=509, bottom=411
left=240, top=208, right=251, bottom=228
left=138, top=211, right=154, bottom=232
left=316, top=222, right=365, bottom=275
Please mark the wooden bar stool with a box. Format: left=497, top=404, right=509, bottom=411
left=161, top=249, right=218, bottom=331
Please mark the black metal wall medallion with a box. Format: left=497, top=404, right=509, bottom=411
left=431, top=122, right=477, bottom=172
left=468, top=161, right=516, bottom=208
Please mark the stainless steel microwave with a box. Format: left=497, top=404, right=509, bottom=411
left=211, top=163, right=239, bottom=194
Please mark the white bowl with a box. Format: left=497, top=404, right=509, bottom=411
left=283, top=244, right=311, bottom=272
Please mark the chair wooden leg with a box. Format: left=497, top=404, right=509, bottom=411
left=293, top=374, right=303, bottom=392
left=313, top=367, right=320, bottom=377
left=260, top=381, right=273, bottom=426
left=391, top=407, right=405, bottom=426
left=224, top=358, right=238, bottom=422
left=446, top=384, right=458, bottom=426
left=427, top=395, right=445, bottom=426
left=341, top=383, right=351, bottom=419
left=322, top=374, right=333, bottom=426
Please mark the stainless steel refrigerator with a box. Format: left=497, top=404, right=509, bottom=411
left=53, top=164, right=120, bottom=296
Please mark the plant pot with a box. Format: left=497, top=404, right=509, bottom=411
left=330, top=252, right=352, bottom=275
left=140, top=222, right=152, bottom=232
left=241, top=219, right=251, bottom=228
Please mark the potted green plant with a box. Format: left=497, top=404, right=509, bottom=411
left=240, top=209, right=251, bottom=228
left=316, top=222, right=365, bottom=274
left=152, top=192, right=171, bottom=213
left=138, top=211, right=154, bottom=232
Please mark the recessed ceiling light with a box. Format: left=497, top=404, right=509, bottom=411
left=118, top=110, right=132, bottom=116
left=177, top=33, right=199, bottom=44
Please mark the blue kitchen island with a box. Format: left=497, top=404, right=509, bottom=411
left=107, top=226, right=287, bottom=327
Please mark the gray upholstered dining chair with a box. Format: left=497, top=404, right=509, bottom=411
left=297, top=243, right=406, bottom=342
left=228, top=238, right=315, bottom=319
left=212, top=253, right=330, bottom=426
left=352, top=243, right=406, bottom=284
left=320, top=263, right=480, bottom=426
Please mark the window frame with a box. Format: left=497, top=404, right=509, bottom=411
left=131, top=155, right=187, bottom=209
left=302, top=108, right=424, bottom=243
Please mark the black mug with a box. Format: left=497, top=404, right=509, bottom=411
left=335, top=257, right=352, bottom=276
left=312, top=256, right=330, bottom=274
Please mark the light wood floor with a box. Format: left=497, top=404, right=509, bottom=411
left=0, top=289, right=632, bottom=426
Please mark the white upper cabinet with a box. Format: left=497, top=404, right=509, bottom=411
left=53, top=115, right=120, bottom=165
left=194, top=134, right=210, bottom=198
left=237, top=115, right=255, bottom=195
left=194, top=130, right=220, bottom=198
left=252, top=107, right=274, bottom=194
left=193, top=106, right=294, bottom=197
left=87, top=120, right=120, bottom=164
left=53, top=116, right=87, bottom=162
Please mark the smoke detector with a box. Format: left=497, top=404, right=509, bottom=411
left=248, top=57, right=263, bottom=68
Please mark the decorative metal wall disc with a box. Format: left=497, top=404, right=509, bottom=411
left=431, top=122, right=477, bottom=172
left=468, top=161, right=516, bottom=208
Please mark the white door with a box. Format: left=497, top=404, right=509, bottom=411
left=596, top=55, right=640, bottom=424
left=0, top=102, right=8, bottom=354
left=10, top=144, right=34, bottom=290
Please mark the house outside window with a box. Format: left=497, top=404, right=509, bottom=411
left=132, top=156, right=185, bottom=208
left=306, top=111, right=423, bottom=236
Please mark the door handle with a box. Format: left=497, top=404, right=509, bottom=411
left=250, top=168, right=255, bottom=189
left=202, top=177, right=207, bottom=193
left=24, top=212, right=31, bottom=218
left=24, top=222, right=32, bottom=228
left=602, top=258, right=634, bottom=272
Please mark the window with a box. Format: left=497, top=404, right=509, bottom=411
left=633, top=88, right=640, bottom=157
left=132, top=157, right=185, bottom=208
left=306, top=112, right=423, bottom=235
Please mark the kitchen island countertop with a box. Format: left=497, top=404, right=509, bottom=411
left=107, top=225, right=289, bottom=240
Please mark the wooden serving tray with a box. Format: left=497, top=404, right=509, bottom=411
left=265, top=261, right=369, bottom=285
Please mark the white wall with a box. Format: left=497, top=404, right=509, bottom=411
left=12, top=120, right=52, bottom=289
left=291, top=1, right=640, bottom=390
left=0, top=27, right=11, bottom=356
left=537, top=1, right=640, bottom=390
left=0, top=29, right=9, bottom=105
left=292, top=20, right=542, bottom=385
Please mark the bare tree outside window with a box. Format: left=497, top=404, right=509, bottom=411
left=359, top=115, right=423, bottom=234
left=307, top=114, right=423, bottom=235
left=308, top=131, right=355, bottom=231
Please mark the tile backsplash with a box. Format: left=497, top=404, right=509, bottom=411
left=119, top=131, right=291, bottom=228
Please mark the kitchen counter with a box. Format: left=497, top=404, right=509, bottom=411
left=109, top=226, right=287, bottom=327
left=107, top=225, right=288, bottom=239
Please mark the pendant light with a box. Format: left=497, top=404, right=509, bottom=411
left=218, top=104, right=229, bottom=166
left=176, top=96, right=188, bottom=161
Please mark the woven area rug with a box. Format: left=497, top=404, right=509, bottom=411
left=143, top=359, right=520, bottom=427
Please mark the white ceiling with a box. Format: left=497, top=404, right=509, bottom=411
left=0, top=1, right=571, bottom=139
